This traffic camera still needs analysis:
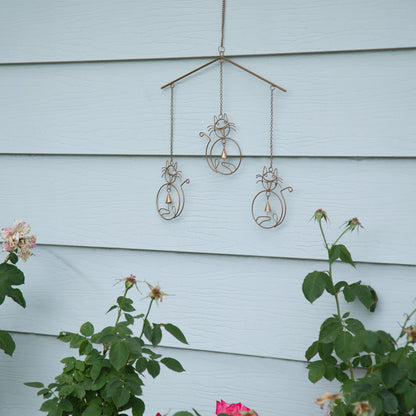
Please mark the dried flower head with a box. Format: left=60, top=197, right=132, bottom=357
left=346, top=217, right=364, bottom=232
left=1, top=220, right=36, bottom=262
left=123, top=274, right=137, bottom=289
left=352, top=401, right=373, bottom=416
left=404, top=326, right=416, bottom=343
left=313, top=209, right=328, bottom=222
left=146, top=282, right=167, bottom=303
left=315, top=392, right=342, bottom=409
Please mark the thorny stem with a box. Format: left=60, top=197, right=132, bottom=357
left=333, top=227, right=351, bottom=246
left=394, top=306, right=416, bottom=364
left=139, top=298, right=154, bottom=340
left=319, top=219, right=355, bottom=381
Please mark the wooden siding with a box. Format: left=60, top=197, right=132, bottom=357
left=0, top=1, right=415, bottom=415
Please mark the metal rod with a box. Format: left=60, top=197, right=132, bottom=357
left=161, top=55, right=286, bottom=92
left=161, top=57, right=220, bottom=89
left=221, top=56, right=287, bottom=92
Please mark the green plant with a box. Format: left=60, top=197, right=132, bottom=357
left=26, top=276, right=188, bottom=416
left=304, top=210, right=416, bottom=416
left=0, top=220, right=36, bottom=356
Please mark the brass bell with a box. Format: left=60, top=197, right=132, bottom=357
left=221, top=148, right=227, bottom=159
left=265, top=199, right=272, bottom=213
left=166, top=192, right=172, bottom=204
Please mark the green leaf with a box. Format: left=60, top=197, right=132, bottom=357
left=305, top=341, right=319, bottom=361
left=162, top=323, right=188, bottom=344
left=131, top=397, right=145, bottom=416
left=161, top=357, right=185, bottom=372
left=324, top=363, right=337, bottom=381
left=24, top=381, right=45, bottom=388
left=334, top=331, right=354, bottom=361
left=82, top=404, right=102, bottom=416
left=307, top=360, right=326, bottom=383
left=59, top=399, right=73, bottom=412
left=378, top=390, right=398, bottom=414
left=0, top=330, right=16, bottom=356
left=360, top=354, right=373, bottom=369
left=124, top=313, right=134, bottom=325
left=10, top=252, right=18, bottom=264
left=335, top=368, right=349, bottom=383
left=147, top=360, right=160, bottom=378
left=302, top=271, right=330, bottom=303
left=403, top=387, right=416, bottom=411
left=343, top=285, right=356, bottom=302
left=117, top=296, right=135, bottom=312
left=0, top=263, right=25, bottom=305
left=345, top=318, right=365, bottom=335
left=80, top=322, right=94, bottom=337
left=381, top=362, right=401, bottom=388
left=151, top=325, right=162, bottom=347
left=173, top=412, right=194, bottom=416
left=319, top=316, right=343, bottom=343
left=335, top=281, right=348, bottom=293
left=106, top=305, right=118, bottom=314
left=329, top=244, right=355, bottom=267
left=109, top=341, right=129, bottom=371
left=135, top=357, right=147, bottom=373
left=40, top=398, right=59, bottom=412
left=356, top=285, right=373, bottom=310
left=113, top=387, right=130, bottom=408
left=352, top=382, right=374, bottom=401
left=7, top=287, right=26, bottom=308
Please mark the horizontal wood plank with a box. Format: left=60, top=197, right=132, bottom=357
left=0, top=246, right=415, bottom=362
left=0, top=155, right=414, bottom=265
left=1, top=51, right=415, bottom=157
left=0, top=333, right=335, bottom=416
left=0, top=0, right=415, bottom=63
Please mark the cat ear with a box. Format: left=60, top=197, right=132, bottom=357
left=263, top=166, right=267, bottom=175
left=224, top=113, right=228, bottom=121
left=214, top=115, right=218, bottom=123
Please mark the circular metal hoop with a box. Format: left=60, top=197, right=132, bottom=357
left=251, top=187, right=293, bottom=229
left=156, top=179, right=190, bottom=220
left=206, top=136, right=242, bottom=175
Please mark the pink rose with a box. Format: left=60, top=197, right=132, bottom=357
left=216, top=400, right=253, bottom=416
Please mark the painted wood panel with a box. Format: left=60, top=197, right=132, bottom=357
left=0, top=156, right=414, bottom=265
left=1, top=51, right=415, bottom=157
left=0, top=333, right=336, bottom=416
left=0, top=0, right=415, bottom=63
left=0, top=246, right=415, bottom=362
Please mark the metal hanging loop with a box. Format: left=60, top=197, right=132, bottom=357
left=156, top=83, right=190, bottom=220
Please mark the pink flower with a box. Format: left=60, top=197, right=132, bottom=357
left=216, top=400, right=256, bottom=416
left=155, top=413, right=162, bottom=416
left=1, top=220, right=36, bottom=262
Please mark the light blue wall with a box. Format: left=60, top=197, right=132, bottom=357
left=0, top=1, right=415, bottom=415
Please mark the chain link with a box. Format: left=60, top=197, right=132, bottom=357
left=270, top=86, right=275, bottom=168
left=219, top=59, right=223, bottom=114
left=170, top=84, right=174, bottom=161
left=220, top=0, right=225, bottom=49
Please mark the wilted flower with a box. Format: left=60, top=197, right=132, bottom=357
left=346, top=217, right=364, bottom=232
left=313, top=209, right=328, bottom=222
left=146, top=282, right=167, bottom=303
left=352, top=401, right=373, bottom=416
left=123, top=274, right=137, bottom=289
left=404, top=326, right=416, bottom=343
left=315, top=392, right=342, bottom=409
left=216, top=400, right=254, bottom=416
left=1, top=220, right=36, bottom=262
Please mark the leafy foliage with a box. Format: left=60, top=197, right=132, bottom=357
left=26, top=281, right=187, bottom=416
left=0, top=252, right=26, bottom=356
left=305, top=211, right=416, bottom=415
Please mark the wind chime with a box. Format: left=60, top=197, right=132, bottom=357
left=157, top=0, right=293, bottom=227
left=156, top=84, right=190, bottom=220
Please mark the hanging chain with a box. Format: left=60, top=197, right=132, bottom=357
left=170, top=84, right=174, bottom=161
left=219, top=59, right=223, bottom=114
left=270, top=86, right=275, bottom=168
left=220, top=0, right=225, bottom=50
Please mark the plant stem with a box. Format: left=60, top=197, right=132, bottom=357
left=333, top=227, right=351, bottom=246
left=1, top=252, right=12, bottom=264
left=139, top=298, right=154, bottom=339
left=321, top=222, right=355, bottom=382
left=114, top=286, right=129, bottom=328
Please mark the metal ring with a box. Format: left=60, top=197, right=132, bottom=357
left=218, top=46, right=225, bottom=55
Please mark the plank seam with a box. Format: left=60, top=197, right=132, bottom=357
left=36, top=243, right=416, bottom=268
left=0, top=46, right=415, bottom=66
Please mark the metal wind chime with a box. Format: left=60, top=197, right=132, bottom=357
left=156, top=0, right=293, bottom=228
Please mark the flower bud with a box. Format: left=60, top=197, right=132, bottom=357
left=313, top=209, right=328, bottom=222
left=123, top=274, right=137, bottom=290
left=346, top=217, right=364, bottom=232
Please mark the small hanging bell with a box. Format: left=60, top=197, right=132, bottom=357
left=265, top=199, right=272, bottom=213
left=166, top=192, right=172, bottom=204
left=221, top=148, right=227, bottom=159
